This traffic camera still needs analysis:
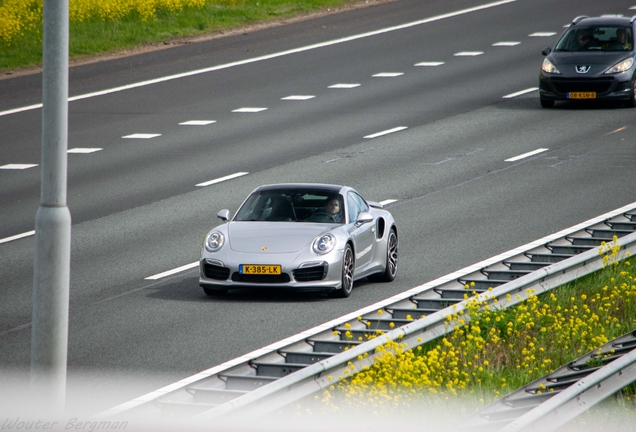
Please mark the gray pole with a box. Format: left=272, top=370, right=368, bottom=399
left=31, top=0, right=71, bottom=416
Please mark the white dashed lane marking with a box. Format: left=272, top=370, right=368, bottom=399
left=493, top=41, right=521, bottom=46
left=454, top=51, right=484, bottom=56
left=529, top=32, right=556, bottom=37
left=505, top=148, right=549, bottom=162
left=146, top=262, right=199, bottom=280
left=372, top=73, right=404, bottom=77
left=414, top=62, right=445, bottom=67
left=0, top=164, right=37, bottom=170
left=0, top=230, right=36, bottom=245
left=328, top=84, right=361, bottom=89
left=179, top=120, right=216, bottom=126
left=281, top=95, right=315, bottom=100
left=232, top=107, right=268, bottom=113
left=195, top=172, right=249, bottom=187
left=503, top=87, right=538, bottom=98
left=364, top=126, right=408, bottom=139
left=68, top=148, right=102, bottom=154
left=122, top=133, right=161, bottom=139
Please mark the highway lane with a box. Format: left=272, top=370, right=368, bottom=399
left=2, top=0, right=541, bottom=238
left=2, top=0, right=636, bottom=417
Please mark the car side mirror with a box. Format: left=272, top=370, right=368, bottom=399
left=542, top=47, right=552, bottom=56
left=217, top=209, right=230, bottom=222
left=355, top=211, right=373, bottom=226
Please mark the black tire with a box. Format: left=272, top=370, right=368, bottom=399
left=540, top=98, right=554, bottom=108
left=331, top=244, right=354, bottom=298
left=202, top=286, right=228, bottom=296
left=368, top=229, right=398, bottom=282
left=625, top=80, right=636, bottom=108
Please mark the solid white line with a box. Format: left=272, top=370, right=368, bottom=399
left=68, top=148, right=102, bottom=154
left=505, top=148, right=549, bottom=162
left=364, top=126, right=408, bottom=139
left=281, top=95, right=315, bottom=100
left=179, top=120, right=216, bottom=126
left=0, top=164, right=38, bottom=170
left=146, top=262, right=199, bottom=280
left=195, top=171, right=249, bottom=187
left=328, top=83, right=361, bottom=89
left=503, top=87, right=538, bottom=98
left=0, top=230, right=36, bottom=245
left=1, top=0, right=517, bottom=118
left=122, top=133, right=161, bottom=139
left=107, top=198, right=636, bottom=415
left=414, top=62, right=445, bottom=66
left=232, top=107, right=267, bottom=113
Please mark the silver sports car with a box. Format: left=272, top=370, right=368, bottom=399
left=199, top=183, right=398, bottom=298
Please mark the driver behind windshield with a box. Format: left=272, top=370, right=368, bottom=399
left=324, top=196, right=343, bottom=222
left=574, top=28, right=595, bottom=50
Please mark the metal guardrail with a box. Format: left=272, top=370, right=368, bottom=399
left=102, top=202, right=636, bottom=425
left=455, top=331, right=636, bottom=432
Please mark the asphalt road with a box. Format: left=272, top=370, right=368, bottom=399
left=1, top=0, right=636, bottom=417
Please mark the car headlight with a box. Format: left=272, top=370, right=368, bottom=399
left=204, top=231, right=225, bottom=252
left=541, top=58, right=561, bottom=74
left=312, top=234, right=336, bottom=255
left=605, top=58, right=634, bottom=74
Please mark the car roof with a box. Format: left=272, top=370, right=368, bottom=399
left=253, top=183, right=346, bottom=194
left=572, top=16, right=635, bottom=27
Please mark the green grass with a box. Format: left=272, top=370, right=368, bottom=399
left=0, top=0, right=369, bottom=72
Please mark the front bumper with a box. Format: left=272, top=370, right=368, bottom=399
left=199, top=250, right=344, bottom=291
left=539, top=74, right=632, bottom=101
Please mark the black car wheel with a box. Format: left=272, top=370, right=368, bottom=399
left=540, top=98, right=555, bottom=108
left=625, top=80, right=636, bottom=108
left=331, top=244, right=354, bottom=298
left=368, top=229, right=398, bottom=282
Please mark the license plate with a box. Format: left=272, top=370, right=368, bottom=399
left=240, top=264, right=282, bottom=275
left=568, top=92, right=596, bottom=99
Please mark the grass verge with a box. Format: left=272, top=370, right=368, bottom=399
left=0, top=0, right=383, bottom=73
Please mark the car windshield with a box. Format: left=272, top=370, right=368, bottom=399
left=555, top=26, right=633, bottom=52
left=234, top=188, right=345, bottom=223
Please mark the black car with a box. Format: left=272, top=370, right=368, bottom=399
left=539, top=16, right=636, bottom=108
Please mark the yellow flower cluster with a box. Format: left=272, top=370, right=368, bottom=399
left=0, top=0, right=43, bottom=45
left=0, top=0, right=211, bottom=45
left=68, top=0, right=206, bottom=23
left=319, top=244, right=636, bottom=417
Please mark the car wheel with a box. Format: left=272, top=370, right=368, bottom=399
left=368, top=228, right=398, bottom=282
left=625, top=80, right=636, bottom=108
left=540, top=98, right=554, bottom=108
left=332, top=244, right=354, bottom=298
left=372, top=229, right=399, bottom=282
left=202, top=286, right=228, bottom=296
